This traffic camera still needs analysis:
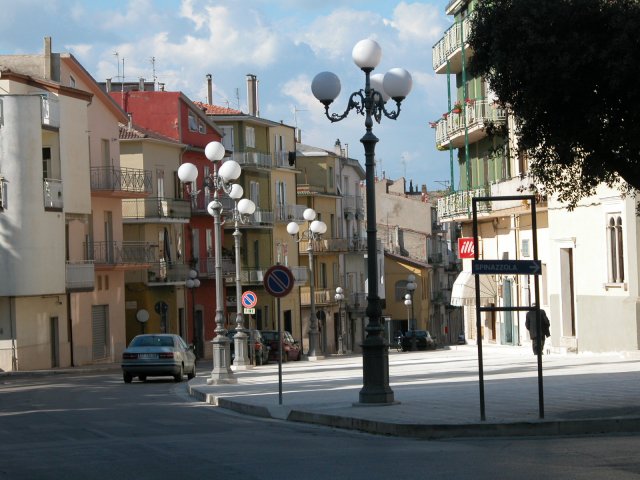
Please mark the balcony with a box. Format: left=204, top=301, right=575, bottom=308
left=435, top=100, right=507, bottom=149
left=87, top=241, right=156, bottom=270
left=231, top=150, right=273, bottom=169
left=122, top=197, right=191, bottom=223
left=146, top=261, right=190, bottom=285
left=300, top=287, right=333, bottom=306
left=298, top=238, right=349, bottom=254
left=43, top=178, right=63, bottom=211
left=198, top=256, right=236, bottom=279
left=343, top=194, right=365, bottom=219
left=432, top=15, right=473, bottom=74
left=347, top=237, right=367, bottom=252
left=41, top=94, right=59, bottom=128
left=90, top=167, right=152, bottom=197
left=489, top=176, right=548, bottom=211
left=437, top=186, right=492, bottom=221
left=290, top=265, right=308, bottom=285
left=66, top=261, right=94, bottom=292
left=274, top=204, right=307, bottom=223
left=273, top=151, right=295, bottom=169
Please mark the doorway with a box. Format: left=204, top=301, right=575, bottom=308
left=560, top=248, right=576, bottom=337
left=50, top=317, right=59, bottom=367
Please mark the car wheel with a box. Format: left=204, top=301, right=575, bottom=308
left=174, top=364, right=184, bottom=382
left=123, top=372, right=133, bottom=384
left=187, top=361, right=196, bottom=380
left=138, top=375, right=147, bottom=382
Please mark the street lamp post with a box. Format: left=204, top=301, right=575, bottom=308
left=311, top=38, right=412, bottom=404
left=228, top=184, right=256, bottom=370
left=178, top=140, right=243, bottom=385
left=335, top=287, right=345, bottom=355
left=287, top=208, right=326, bottom=360
left=185, top=269, right=201, bottom=358
left=406, top=274, right=417, bottom=351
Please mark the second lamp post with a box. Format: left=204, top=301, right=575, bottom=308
left=287, top=208, right=326, bottom=359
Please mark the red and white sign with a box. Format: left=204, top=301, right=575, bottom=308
left=241, top=291, right=258, bottom=308
left=458, top=237, right=475, bottom=259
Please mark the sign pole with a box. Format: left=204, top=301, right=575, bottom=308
left=277, top=296, right=283, bottom=405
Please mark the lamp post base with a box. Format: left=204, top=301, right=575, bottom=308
left=233, top=332, right=252, bottom=371
left=358, top=335, right=395, bottom=404
left=206, top=337, right=237, bottom=385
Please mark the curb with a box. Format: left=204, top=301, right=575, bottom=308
left=190, top=388, right=640, bottom=439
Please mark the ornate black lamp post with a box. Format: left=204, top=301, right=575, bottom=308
left=311, top=38, right=412, bottom=404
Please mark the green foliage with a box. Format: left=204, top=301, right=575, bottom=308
left=469, top=0, right=640, bottom=208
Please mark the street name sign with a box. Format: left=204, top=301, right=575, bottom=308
left=472, top=259, right=542, bottom=275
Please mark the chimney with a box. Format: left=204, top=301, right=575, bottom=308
left=106, top=78, right=112, bottom=93
left=246, top=74, right=259, bottom=117
left=334, top=139, right=342, bottom=155
left=296, top=128, right=302, bottom=144
left=206, top=74, right=213, bottom=104
left=43, top=36, right=52, bottom=80
left=138, top=77, right=145, bottom=91
left=127, top=113, right=133, bottom=130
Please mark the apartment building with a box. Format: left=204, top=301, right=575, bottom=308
left=0, top=38, right=149, bottom=370
left=433, top=2, right=550, bottom=348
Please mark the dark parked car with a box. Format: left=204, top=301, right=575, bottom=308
left=261, top=330, right=302, bottom=362
left=401, top=330, right=436, bottom=351
left=226, top=329, right=270, bottom=366
left=121, top=334, right=196, bottom=383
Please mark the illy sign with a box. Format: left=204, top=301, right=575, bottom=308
left=458, top=238, right=475, bottom=259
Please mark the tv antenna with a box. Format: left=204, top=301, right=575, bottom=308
left=435, top=180, right=450, bottom=190
left=293, top=106, right=307, bottom=129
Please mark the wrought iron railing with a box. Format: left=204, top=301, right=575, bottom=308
left=122, top=197, right=191, bottom=221
left=437, top=186, right=492, bottom=219
left=87, top=241, right=157, bottom=265
left=90, top=167, right=152, bottom=194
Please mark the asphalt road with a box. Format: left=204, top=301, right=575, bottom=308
left=1, top=367, right=640, bottom=480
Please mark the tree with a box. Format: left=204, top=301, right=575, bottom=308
left=468, top=0, right=640, bottom=208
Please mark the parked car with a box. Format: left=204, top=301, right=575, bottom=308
left=261, top=330, right=302, bottom=362
left=226, top=329, right=270, bottom=366
left=121, top=334, right=196, bottom=383
left=401, top=330, right=437, bottom=351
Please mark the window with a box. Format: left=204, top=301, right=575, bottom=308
left=188, top=111, right=198, bottom=131
left=607, top=214, right=624, bottom=283
left=42, top=147, right=52, bottom=180
left=198, top=120, right=206, bottom=134
left=245, top=126, right=255, bottom=148
left=221, top=126, right=234, bottom=151
left=69, top=75, right=76, bottom=88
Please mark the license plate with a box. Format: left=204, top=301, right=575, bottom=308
left=138, top=353, right=158, bottom=359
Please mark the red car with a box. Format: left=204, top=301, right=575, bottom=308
left=261, top=330, right=302, bottom=362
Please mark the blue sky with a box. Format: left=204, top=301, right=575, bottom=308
left=1, top=0, right=457, bottom=191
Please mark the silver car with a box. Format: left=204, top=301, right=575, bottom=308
left=121, top=334, right=196, bottom=383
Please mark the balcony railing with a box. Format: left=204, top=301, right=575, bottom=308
left=432, top=15, right=473, bottom=72
left=437, top=186, right=492, bottom=220
left=299, top=238, right=350, bottom=254
left=347, top=237, right=367, bottom=252
left=198, top=256, right=236, bottom=278
left=435, top=100, right=507, bottom=149
left=274, top=204, right=307, bottom=223
left=87, top=241, right=157, bottom=265
left=66, top=261, right=94, bottom=292
left=247, top=209, right=274, bottom=226
left=147, top=261, right=190, bottom=284
left=90, top=167, right=152, bottom=194
left=43, top=178, right=63, bottom=210
left=300, top=287, right=333, bottom=306
left=41, top=94, right=60, bottom=128
left=122, top=197, right=191, bottom=222
left=231, top=151, right=273, bottom=169
left=273, top=151, right=295, bottom=168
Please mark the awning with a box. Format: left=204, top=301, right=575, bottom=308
left=450, top=271, right=497, bottom=306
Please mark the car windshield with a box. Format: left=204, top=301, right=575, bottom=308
left=130, top=335, right=174, bottom=347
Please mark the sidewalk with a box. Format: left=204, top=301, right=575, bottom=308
left=188, top=344, right=640, bottom=439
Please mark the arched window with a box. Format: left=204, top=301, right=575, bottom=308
left=607, top=214, right=624, bottom=283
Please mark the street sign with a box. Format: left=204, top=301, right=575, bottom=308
left=244, top=308, right=255, bottom=315
left=472, top=259, right=542, bottom=275
left=458, top=237, right=475, bottom=259
left=241, top=291, right=258, bottom=308
left=263, top=265, right=294, bottom=298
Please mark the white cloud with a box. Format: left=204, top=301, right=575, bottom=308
left=296, top=8, right=386, bottom=60
left=66, top=43, right=93, bottom=59
left=384, top=2, right=444, bottom=43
